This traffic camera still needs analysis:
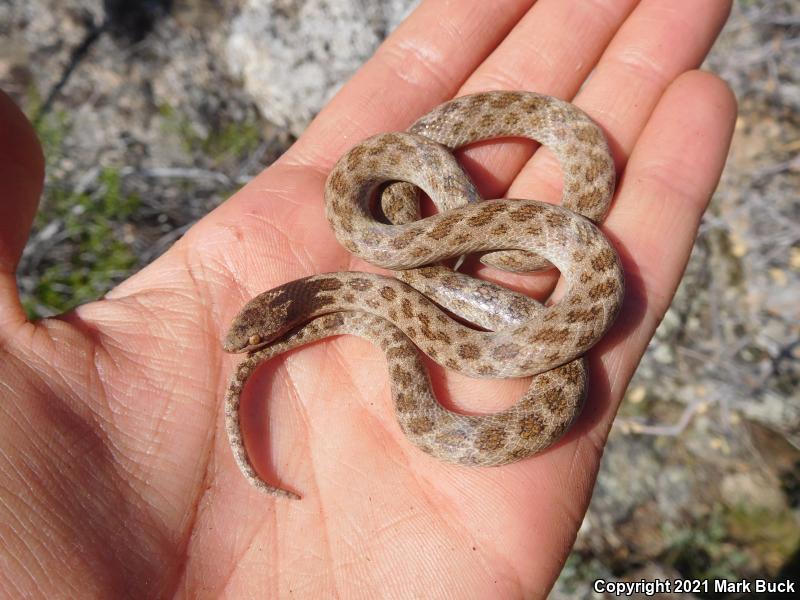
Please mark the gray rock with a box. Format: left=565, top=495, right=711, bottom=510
left=227, top=0, right=420, bottom=134
left=720, top=471, right=788, bottom=512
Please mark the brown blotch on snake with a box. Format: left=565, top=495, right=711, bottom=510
left=380, top=286, right=397, bottom=301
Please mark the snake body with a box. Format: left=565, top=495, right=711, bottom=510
left=224, top=91, right=624, bottom=498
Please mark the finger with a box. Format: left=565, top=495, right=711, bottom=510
left=596, top=70, right=737, bottom=405
left=446, top=0, right=639, bottom=293
left=465, top=0, right=640, bottom=97
left=0, top=91, right=44, bottom=331
left=284, top=0, right=536, bottom=170
left=508, top=0, right=733, bottom=204
left=455, top=0, right=640, bottom=198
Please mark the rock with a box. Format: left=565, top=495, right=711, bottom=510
left=720, top=472, right=787, bottom=513
left=227, top=0, right=420, bottom=134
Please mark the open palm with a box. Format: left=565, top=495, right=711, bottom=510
left=1, top=1, right=736, bottom=597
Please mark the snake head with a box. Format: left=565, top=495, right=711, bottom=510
left=223, top=275, right=341, bottom=353
left=223, top=289, right=292, bottom=354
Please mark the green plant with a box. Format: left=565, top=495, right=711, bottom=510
left=158, top=102, right=261, bottom=165
left=21, top=92, right=144, bottom=319
left=660, top=499, right=799, bottom=591
left=25, top=167, right=140, bottom=319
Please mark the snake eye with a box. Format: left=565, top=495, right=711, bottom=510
left=248, top=334, right=262, bottom=346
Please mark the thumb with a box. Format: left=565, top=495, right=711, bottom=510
left=0, top=90, right=44, bottom=331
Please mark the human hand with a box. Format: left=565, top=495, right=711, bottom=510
left=0, top=1, right=736, bottom=597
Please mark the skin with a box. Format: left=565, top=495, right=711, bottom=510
left=0, top=0, right=736, bottom=598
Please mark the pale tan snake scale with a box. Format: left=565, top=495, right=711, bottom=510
left=224, top=91, right=624, bottom=499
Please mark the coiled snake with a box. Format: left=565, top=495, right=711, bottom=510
left=223, top=91, right=624, bottom=499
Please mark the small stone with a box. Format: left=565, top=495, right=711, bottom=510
left=652, top=344, right=673, bottom=365
left=721, top=472, right=787, bottom=512
left=627, top=386, right=646, bottom=404
left=730, top=231, right=748, bottom=257
left=768, top=268, right=788, bottom=286
left=790, top=247, right=800, bottom=271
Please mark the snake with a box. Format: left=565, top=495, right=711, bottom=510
left=223, top=91, right=624, bottom=499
